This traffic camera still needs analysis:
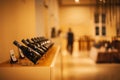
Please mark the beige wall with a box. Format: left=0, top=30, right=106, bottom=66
left=59, top=6, right=117, bottom=41
left=35, top=0, right=45, bottom=36
left=0, top=0, right=60, bottom=63
left=0, top=0, right=36, bottom=63
left=45, top=0, right=60, bottom=38
left=60, top=6, right=95, bottom=39
left=35, top=0, right=60, bottom=38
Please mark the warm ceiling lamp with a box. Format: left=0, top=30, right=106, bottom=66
left=75, top=0, right=80, bottom=3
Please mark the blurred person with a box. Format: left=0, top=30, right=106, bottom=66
left=66, top=28, right=74, bottom=54
left=51, top=27, right=56, bottom=38
left=57, top=29, right=62, bottom=37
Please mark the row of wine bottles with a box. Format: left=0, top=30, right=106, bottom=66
left=11, top=37, right=54, bottom=64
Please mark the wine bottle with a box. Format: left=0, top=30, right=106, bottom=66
left=18, top=48, right=25, bottom=59
left=31, top=38, right=48, bottom=52
left=13, top=40, right=41, bottom=64
left=31, top=38, right=36, bottom=43
left=21, top=39, right=45, bottom=56
left=40, top=38, right=54, bottom=49
left=10, top=50, right=18, bottom=64
left=31, top=37, right=54, bottom=51
left=26, top=39, right=42, bottom=49
left=26, top=39, right=34, bottom=44
left=37, top=37, right=49, bottom=49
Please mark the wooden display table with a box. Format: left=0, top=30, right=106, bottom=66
left=90, top=47, right=120, bottom=63
left=79, top=37, right=95, bottom=51
left=0, top=45, right=61, bottom=80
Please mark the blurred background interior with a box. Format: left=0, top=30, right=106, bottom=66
left=0, top=0, right=120, bottom=80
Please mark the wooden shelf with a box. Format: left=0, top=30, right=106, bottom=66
left=0, top=45, right=61, bottom=80
left=0, top=45, right=59, bottom=66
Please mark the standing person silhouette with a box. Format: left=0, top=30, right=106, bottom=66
left=67, top=28, right=74, bottom=54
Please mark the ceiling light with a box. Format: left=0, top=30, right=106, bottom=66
left=75, top=0, right=80, bottom=3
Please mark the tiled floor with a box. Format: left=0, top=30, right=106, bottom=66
left=54, top=39, right=120, bottom=80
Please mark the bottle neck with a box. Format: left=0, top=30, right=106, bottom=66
left=22, top=40, right=29, bottom=45
left=13, top=40, right=23, bottom=48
